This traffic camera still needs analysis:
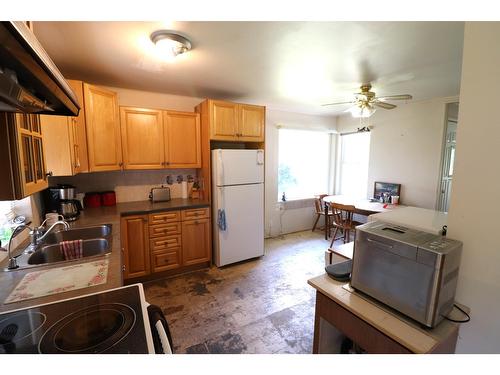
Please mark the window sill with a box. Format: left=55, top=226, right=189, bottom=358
left=277, top=198, right=315, bottom=210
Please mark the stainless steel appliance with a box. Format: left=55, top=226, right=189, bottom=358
left=0, top=22, right=79, bottom=116
left=149, top=186, right=171, bottom=202
left=43, top=185, right=82, bottom=221
left=0, top=284, right=173, bottom=354
left=351, top=221, right=462, bottom=328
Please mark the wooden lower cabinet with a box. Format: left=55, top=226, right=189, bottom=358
left=182, top=218, right=211, bottom=266
left=121, top=215, right=150, bottom=279
left=122, top=208, right=211, bottom=281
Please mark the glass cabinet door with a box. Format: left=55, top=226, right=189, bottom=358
left=33, top=136, right=46, bottom=182
left=30, top=115, right=41, bottom=134
left=20, top=134, right=35, bottom=184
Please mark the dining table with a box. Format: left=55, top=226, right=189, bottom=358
left=321, top=195, right=401, bottom=240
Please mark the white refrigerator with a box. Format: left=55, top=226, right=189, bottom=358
left=212, top=149, right=265, bottom=267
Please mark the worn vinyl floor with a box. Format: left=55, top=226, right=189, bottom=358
left=144, top=230, right=336, bottom=354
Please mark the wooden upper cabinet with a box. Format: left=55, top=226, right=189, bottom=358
left=121, top=215, right=150, bottom=280
left=84, top=83, right=122, bottom=172
left=40, top=115, right=74, bottom=176
left=209, top=100, right=238, bottom=141
left=206, top=99, right=265, bottom=142
left=238, top=104, right=265, bottom=142
left=164, top=111, right=201, bottom=168
left=120, top=107, right=164, bottom=170
left=67, top=80, right=89, bottom=174
left=0, top=113, right=48, bottom=199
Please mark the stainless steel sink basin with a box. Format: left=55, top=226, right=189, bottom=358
left=2, top=223, right=113, bottom=271
left=27, top=238, right=110, bottom=265
left=41, top=224, right=112, bottom=245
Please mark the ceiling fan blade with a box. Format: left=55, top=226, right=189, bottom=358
left=374, top=101, right=397, bottom=110
left=321, top=101, right=354, bottom=107
left=376, top=94, right=413, bottom=101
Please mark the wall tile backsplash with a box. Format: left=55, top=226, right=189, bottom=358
left=49, top=169, right=197, bottom=203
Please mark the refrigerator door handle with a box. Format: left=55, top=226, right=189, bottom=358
left=257, top=150, right=264, bottom=165
left=217, top=149, right=224, bottom=186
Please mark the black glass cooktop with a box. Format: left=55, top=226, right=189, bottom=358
left=0, top=284, right=152, bottom=354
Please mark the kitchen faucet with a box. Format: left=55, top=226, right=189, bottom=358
left=6, top=224, right=32, bottom=270
left=6, top=219, right=70, bottom=270
left=30, top=220, right=70, bottom=246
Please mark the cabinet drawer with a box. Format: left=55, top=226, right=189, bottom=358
left=149, top=222, right=182, bottom=238
left=181, top=207, right=210, bottom=221
left=152, top=249, right=180, bottom=272
left=150, top=235, right=182, bottom=252
left=149, top=211, right=180, bottom=225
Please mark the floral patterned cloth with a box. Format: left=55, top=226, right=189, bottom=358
left=4, top=259, right=109, bottom=304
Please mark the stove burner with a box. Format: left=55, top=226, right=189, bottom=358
left=0, top=311, right=46, bottom=354
left=38, top=303, right=136, bottom=354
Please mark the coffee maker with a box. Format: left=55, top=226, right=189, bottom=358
left=43, top=184, right=82, bottom=221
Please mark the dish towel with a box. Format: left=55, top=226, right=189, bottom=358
left=60, top=239, right=83, bottom=260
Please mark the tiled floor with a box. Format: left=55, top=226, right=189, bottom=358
left=144, top=230, right=334, bottom=354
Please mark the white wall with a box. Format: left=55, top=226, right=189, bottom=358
left=265, top=109, right=337, bottom=237
left=447, top=22, right=500, bottom=353
left=336, top=97, right=457, bottom=208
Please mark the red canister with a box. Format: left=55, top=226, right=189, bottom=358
left=84, top=192, right=101, bottom=208
left=101, top=191, right=116, bottom=206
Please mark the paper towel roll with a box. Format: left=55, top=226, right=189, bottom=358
left=181, top=181, right=188, bottom=199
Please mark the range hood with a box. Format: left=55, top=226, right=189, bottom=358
left=0, top=21, right=79, bottom=116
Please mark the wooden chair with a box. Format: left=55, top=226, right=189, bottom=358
left=329, top=203, right=362, bottom=247
left=312, top=194, right=333, bottom=237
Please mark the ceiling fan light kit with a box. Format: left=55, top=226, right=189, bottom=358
left=323, top=83, right=413, bottom=118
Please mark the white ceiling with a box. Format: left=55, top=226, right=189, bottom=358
left=33, top=21, right=464, bottom=116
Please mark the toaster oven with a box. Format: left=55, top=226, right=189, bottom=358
left=351, top=221, right=462, bottom=328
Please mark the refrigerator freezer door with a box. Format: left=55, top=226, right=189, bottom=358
left=213, top=183, right=264, bottom=267
left=212, top=149, right=264, bottom=186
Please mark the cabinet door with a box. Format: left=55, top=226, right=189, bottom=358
left=120, top=107, right=164, bottom=170
left=238, top=104, right=265, bottom=142
left=84, top=83, right=122, bottom=172
left=16, top=114, right=48, bottom=197
left=121, top=215, right=150, bottom=279
left=182, top=218, right=211, bottom=266
left=67, top=80, right=89, bottom=174
left=209, top=100, right=238, bottom=141
left=164, top=111, right=201, bottom=168
left=40, top=115, right=74, bottom=176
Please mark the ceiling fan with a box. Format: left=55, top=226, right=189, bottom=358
left=322, top=84, right=413, bottom=118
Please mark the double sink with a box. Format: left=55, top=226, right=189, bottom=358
left=5, top=224, right=113, bottom=270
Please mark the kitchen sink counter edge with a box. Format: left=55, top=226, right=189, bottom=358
left=0, top=198, right=210, bottom=313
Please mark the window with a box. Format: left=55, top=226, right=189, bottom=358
left=278, top=128, right=331, bottom=200
left=0, top=200, right=15, bottom=245
left=337, top=132, right=371, bottom=199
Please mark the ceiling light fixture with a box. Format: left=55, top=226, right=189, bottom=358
left=346, top=102, right=377, bottom=118
left=150, top=30, right=192, bottom=59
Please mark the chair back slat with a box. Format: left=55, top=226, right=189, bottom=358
left=329, top=203, right=356, bottom=227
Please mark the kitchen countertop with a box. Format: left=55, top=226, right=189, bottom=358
left=368, top=206, right=447, bottom=235
left=0, top=198, right=210, bottom=313
left=308, top=273, right=462, bottom=353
